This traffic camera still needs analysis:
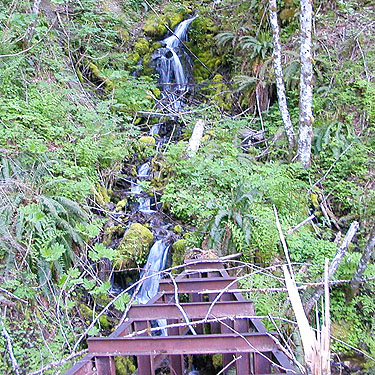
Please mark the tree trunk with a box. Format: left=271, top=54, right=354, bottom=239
left=298, top=0, right=314, bottom=168
left=350, top=226, right=375, bottom=295
left=304, top=221, right=359, bottom=315
left=24, top=0, right=42, bottom=47
left=268, top=0, right=295, bottom=150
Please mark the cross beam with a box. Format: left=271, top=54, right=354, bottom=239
left=88, top=333, right=277, bottom=356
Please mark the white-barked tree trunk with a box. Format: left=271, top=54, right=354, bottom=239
left=298, top=0, right=314, bottom=168
left=269, top=0, right=295, bottom=150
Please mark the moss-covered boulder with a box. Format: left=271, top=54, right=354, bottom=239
left=143, top=15, right=168, bottom=38
left=115, top=223, right=153, bottom=270
left=134, top=38, right=150, bottom=55
left=172, top=239, right=187, bottom=271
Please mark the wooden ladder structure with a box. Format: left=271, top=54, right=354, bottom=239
left=65, top=259, right=301, bottom=375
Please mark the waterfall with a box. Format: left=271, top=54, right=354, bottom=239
left=136, top=239, right=170, bottom=304
left=152, top=15, right=197, bottom=112
left=132, top=17, right=196, bottom=320
left=131, top=162, right=152, bottom=212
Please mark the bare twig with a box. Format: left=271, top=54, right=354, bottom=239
left=304, top=221, right=359, bottom=315
left=287, top=214, right=316, bottom=234
left=169, top=272, right=197, bottom=335
left=27, top=349, right=88, bottom=375
left=0, top=287, right=27, bottom=304
left=1, top=308, right=21, bottom=375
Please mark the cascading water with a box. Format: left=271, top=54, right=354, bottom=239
left=131, top=162, right=152, bottom=212
left=137, top=239, right=170, bottom=304
left=131, top=17, right=196, bottom=319
left=151, top=15, right=196, bottom=113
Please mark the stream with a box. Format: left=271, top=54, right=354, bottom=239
left=123, top=16, right=197, bottom=307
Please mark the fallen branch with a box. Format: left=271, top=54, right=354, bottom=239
left=187, top=119, right=205, bottom=157
left=27, top=349, right=88, bottom=375
left=304, top=221, right=359, bottom=315
left=287, top=214, right=316, bottom=235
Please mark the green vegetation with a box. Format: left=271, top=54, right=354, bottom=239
left=1, top=0, right=375, bottom=373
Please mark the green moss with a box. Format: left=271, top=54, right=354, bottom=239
left=134, top=38, right=150, bottom=55
left=143, top=15, right=168, bottom=38
left=115, top=356, right=136, bottom=375
left=115, top=223, right=153, bottom=270
left=172, top=239, right=187, bottom=269
left=173, top=225, right=183, bottom=234
left=99, top=315, right=110, bottom=329
left=115, top=199, right=127, bottom=211
left=127, top=52, right=140, bottom=66
left=139, top=136, right=156, bottom=145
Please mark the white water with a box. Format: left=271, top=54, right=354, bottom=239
left=131, top=162, right=152, bottom=212
left=136, top=239, right=170, bottom=304
left=163, top=16, right=197, bottom=49
left=155, top=15, right=196, bottom=111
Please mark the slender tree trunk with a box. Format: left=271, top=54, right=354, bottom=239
left=24, top=0, right=42, bottom=47
left=350, top=226, right=375, bottom=295
left=304, top=221, right=359, bottom=315
left=268, top=0, right=295, bottom=150
left=298, top=0, right=314, bottom=168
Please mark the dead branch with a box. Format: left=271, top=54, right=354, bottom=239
left=187, top=119, right=205, bottom=157
left=1, top=308, right=21, bottom=375
left=27, top=349, right=88, bottom=375
left=304, top=221, right=359, bottom=315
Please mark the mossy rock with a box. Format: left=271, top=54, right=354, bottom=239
left=134, top=38, right=150, bottom=55
left=88, top=62, right=114, bottom=90
left=99, top=315, right=110, bottom=329
left=79, top=304, right=93, bottom=321
left=103, top=224, right=125, bottom=246
left=167, top=12, right=185, bottom=30
left=143, top=15, right=168, bottom=38
left=191, top=16, right=217, bottom=34
left=115, top=356, right=136, bottom=375
left=139, top=136, right=156, bottom=145
left=93, top=185, right=111, bottom=207
left=151, top=42, right=162, bottom=50
left=172, top=239, right=187, bottom=270
left=115, top=223, right=153, bottom=270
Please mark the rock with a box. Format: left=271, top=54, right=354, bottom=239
left=115, top=223, right=154, bottom=270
